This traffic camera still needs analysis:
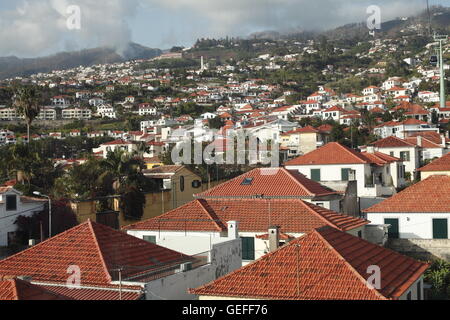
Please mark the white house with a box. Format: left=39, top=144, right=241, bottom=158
left=374, top=119, right=440, bottom=140
left=362, top=86, right=380, bottom=96
left=284, top=142, right=407, bottom=208
left=124, top=198, right=368, bottom=265
left=0, top=220, right=242, bottom=301
left=191, top=226, right=428, bottom=301
left=92, top=139, right=138, bottom=158
left=360, top=136, right=420, bottom=179
left=36, top=107, right=57, bottom=121
left=364, top=175, right=450, bottom=240
left=382, top=77, right=403, bottom=91
left=97, top=104, right=117, bottom=119
left=61, top=108, right=92, bottom=120
left=89, top=97, right=104, bottom=107
left=200, top=112, right=217, bottom=120
left=138, top=104, right=158, bottom=116
left=244, top=119, right=298, bottom=145
left=51, top=96, right=70, bottom=106
left=0, top=187, right=46, bottom=247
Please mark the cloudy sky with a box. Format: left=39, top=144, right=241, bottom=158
left=0, top=0, right=449, bottom=57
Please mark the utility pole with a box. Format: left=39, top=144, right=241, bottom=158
left=434, top=33, right=448, bottom=109
left=33, top=192, right=52, bottom=238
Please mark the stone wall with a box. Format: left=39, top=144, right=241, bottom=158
left=387, top=239, right=450, bottom=261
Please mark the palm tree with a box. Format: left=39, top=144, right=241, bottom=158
left=100, top=149, right=148, bottom=220
left=13, top=86, right=42, bottom=144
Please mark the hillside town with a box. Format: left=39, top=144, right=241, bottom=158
left=1, top=5, right=450, bottom=303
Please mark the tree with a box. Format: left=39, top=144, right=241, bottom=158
left=208, top=117, right=225, bottom=130
left=13, top=86, right=42, bottom=144
left=431, top=110, right=439, bottom=125
left=14, top=200, right=78, bottom=244
left=425, top=259, right=450, bottom=300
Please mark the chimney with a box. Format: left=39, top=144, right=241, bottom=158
left=28, top=239, right=37, bottom=247
left=227, top=221, right=239, bottom=239
left=417, top=135, right=423, bottom=147
left=366, top=146, right=375, bottom=154
left=442, top=135, right=447, bottom=147
left=268, top=226, right=280, bottom=252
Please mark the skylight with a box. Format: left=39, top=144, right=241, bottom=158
left=241, top=178, right=254, bottom=186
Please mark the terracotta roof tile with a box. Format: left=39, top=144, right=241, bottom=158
left=284, top=142, right=370, bottom=166
left=195, top=168, right=337, bottom=199
left=364, top=175, right=450, bottom=213
left=418, top=153, right=450, bottom=172
left=0, top=220, right=193, bottom=287
left=190, top=227, right=428, bottom=300
left=123, top=199, right=369, bottom=233
left=0, top=278, right=70, bottom=300
left=38, top=285, right=141, bottom=300
left=371, top=136, right=416, bottom=148
left=361, top=152, right=401, bottom=166
left=405, top=137, right=443, bottom=149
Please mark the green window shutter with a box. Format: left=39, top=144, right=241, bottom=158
left=384, top=218, right=399, bottom=239
left=341, top=168, right=350, bottom=181
left=143, top=235, right=157, bottom=244
left=311, top=169, right=321, bottom=182
left=433, top=219, right=448, bottom=239
left=241, top=237, right=255, bottom=260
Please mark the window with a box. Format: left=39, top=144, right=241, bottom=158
left=358, top=231, right=363, bottom=238
left=241, top=178, right=254, bottom=186
left=315, top=203, right=324, bottom=208
left=400, top=151, right=410, bottom=161
left=311, top=169, right=321, bottom=182
left=6, top=195, right=17, bottom=211
left=433, top=219, right=448, bottom=239
left=398, top=165, right=405, bottom=179
left=384, top=218, right=399, bottom=239
left=390, top=152, right=394, bottom=157
left=407, top=292, right=412, bottom=300
left=143, top=236, right=156, bottom=244
left=192, top=180, right=202, bottom=189
left=241, top=237, right=255, bottom=260
left=341, top=168, right=351, bottom=181
left=179, top=176, right=185, bottom=192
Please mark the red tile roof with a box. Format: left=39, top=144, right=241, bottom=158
left=418, top=153, right=450, bottom=172
left=0, top=278, right=69, bottom=300
left=143, top=165, right=184, bottom=175
left=405, top=137, right=443, bottom=149
left=361, top=152, right=401, bottom=166
left=409, top=132, right=444, bottom=145
left=284, top=142, right=372, bottom=166
left=283, top=126, right=319, bottom=135
left=102, top=139, right=133, bottom=145
left=38, top=285, right=141, bottom=300
left=195, top=168, right=337, bottom=199
left=123, top=199, right=369, bottom=234
left=371, top=136, right=416, bottom=148
left=0, top=220, right=193, bottom=288
left=190, top=227, right=428, bottom=300
left=364, top=175, right=450, bottom=213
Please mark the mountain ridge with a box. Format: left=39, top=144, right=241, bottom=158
left=0, top=43, right=162, bottom=80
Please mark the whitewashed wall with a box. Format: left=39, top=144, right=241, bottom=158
left=144, top=238, right=242, bottom=300
left=367, top=212, right=450, bottom=239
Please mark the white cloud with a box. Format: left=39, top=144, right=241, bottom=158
left=0, top=0, right=139, bottom=57
left=0, top=0, right=432, bottom=57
